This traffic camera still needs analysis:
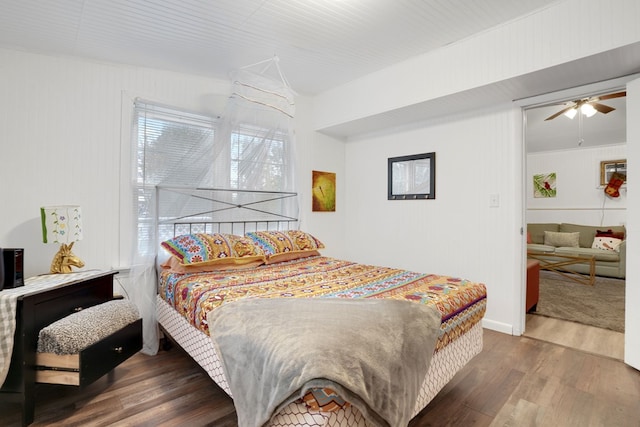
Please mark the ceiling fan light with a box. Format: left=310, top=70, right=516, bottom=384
left=564, top=108, right=577, bottom=119
left=581, top=103, right=597, bottom=117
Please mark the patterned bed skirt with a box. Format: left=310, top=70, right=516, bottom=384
left=156, top=295, right=483, bottom=426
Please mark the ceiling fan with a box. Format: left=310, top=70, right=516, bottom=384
left=544, top=91, right=626, bottom=121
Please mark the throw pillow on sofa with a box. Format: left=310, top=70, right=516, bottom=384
left=596, top=229, right=625, bottom=240
left=592, top=236, right=623, bottom=252
left=544, top=231, right=580, bottom=248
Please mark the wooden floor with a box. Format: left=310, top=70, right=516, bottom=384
left=523, top=271, right=625, bottom=361
left=524, top=313, right=625, bottom=360
left=2, top=329, right=639, bottom=427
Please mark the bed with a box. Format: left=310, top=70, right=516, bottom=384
left=153, top=187, right=487, bottom=426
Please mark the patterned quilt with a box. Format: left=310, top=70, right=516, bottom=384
left=158, top=255, right=487, bottom=352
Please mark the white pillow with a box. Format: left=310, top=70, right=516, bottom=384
left=592, top=236, right=623, bottom=252
left=544, top=231, right=580, bottom=248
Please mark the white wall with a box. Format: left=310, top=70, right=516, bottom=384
left=0, top=48, right=224, bottom=277
left=344, top=106, right=523, bottom=334
left=624, top=78, right=640, bottom=369
left=0, top=48, right=346, bottom=278
left=294, top=96, right=347, bottom=260
left=314, top=0, right=640, bottom=132
left=526, top=144, right=627, bottom=226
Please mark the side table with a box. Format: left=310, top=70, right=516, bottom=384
left=526, top=259, right=540, bottom=312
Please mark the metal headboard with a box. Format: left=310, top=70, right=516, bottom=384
left=156, top=186, right=299, bottom=241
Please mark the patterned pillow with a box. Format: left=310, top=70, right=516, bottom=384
left=160, top=255, right=266, bottom=273
left=592, top=236, right=623, bottom=252
left=245, top=230, right=324, bottom=264
left=288, top=230, right=325, bottom=251
left=161, top=233, right=265, bottom=266
left=596, top=229, right=625, bottom=240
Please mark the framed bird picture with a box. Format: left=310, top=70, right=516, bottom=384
left=533, top=172, right=557, bottom=198
left=312, top=170, right=336, bottom=212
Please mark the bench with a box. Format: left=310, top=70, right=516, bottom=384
left=36, top=299, right=142, bottom=386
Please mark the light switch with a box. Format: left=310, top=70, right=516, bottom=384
left=489, top=194, right=500, bottom=207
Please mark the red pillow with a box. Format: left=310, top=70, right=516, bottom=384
left=526, top=231, right=532, bottom=244
left=596, top=229, right=625, bottom=240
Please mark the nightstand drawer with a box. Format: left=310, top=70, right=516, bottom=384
left=29, top=275, right=115, bottom=339
left=36, top=319, right=142, bottom=386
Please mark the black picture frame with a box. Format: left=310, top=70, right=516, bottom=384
left=388, top=152, right=436, bottom=200
left=600, top=159, right=626, bottom=186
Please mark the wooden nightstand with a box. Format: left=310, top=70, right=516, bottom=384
left=0, top=270, right=142, bottom=426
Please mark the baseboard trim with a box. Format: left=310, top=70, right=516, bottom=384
left=482, top=318, right=514, bottom=335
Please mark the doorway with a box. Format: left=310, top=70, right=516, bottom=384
left=522, top=88, right=627, bottom=359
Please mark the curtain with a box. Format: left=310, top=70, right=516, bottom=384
left=129, top=102, right=216, bottom=355
left=213, top=66, right=296, bottom=192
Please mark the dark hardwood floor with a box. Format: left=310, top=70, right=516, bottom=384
left=2, top=329, right=639, bottom=426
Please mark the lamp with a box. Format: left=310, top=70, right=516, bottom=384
left=40, top=205, right=85, bottom=274
left=563, top=108, right=577, bottom=119
left=580, top=103, right=597, bottom=117
left=563, top=103, right=598, bottom=119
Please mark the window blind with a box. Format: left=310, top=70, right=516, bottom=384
left=133, top=100, right=217, bottom=255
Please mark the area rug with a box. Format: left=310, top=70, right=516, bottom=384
left=532, top=271, right=625, bottom=333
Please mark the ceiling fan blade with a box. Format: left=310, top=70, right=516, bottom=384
left=596, top=91, right=626, bottom=101
left=590, top=102, right=615, bottom=114
left=545, top=105, right=575, bottom=121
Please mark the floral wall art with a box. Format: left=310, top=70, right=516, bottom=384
left=533, top=172, right=556, bottom=198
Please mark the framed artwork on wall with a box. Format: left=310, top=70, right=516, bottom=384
left=312, top=170, right=336, bottom=212
left=533, top=172, right=556, bottom=198
left=388, top=152, right=436, bottom=200
left=600, top=159, right=627, bottom=186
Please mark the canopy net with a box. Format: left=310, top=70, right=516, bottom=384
left=130, top=57, right=298, bottom=355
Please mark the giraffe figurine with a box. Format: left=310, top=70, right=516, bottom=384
left=50, top=242, right=85, bottom=274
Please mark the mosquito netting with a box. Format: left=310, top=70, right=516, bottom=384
left=128, top=57, right=298, bottom=354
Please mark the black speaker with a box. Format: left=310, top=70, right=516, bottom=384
left=0, top=247, right=4, bottom=290
left=2, top=248, right=24, bottom=289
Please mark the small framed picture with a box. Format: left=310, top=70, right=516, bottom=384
left=533, top=172, right=556, bottom=198
left=600, top=159, right=626, bottom=186
left=388, top=152, right=436, bottom=200
left=312, top=170, right=336, bottom=212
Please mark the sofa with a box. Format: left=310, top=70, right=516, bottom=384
left=527, top=223, right=626, bottom=279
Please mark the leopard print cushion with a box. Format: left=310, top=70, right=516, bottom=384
left=37, top=300, right=140, bottom=355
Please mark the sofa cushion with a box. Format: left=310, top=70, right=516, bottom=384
left=544, top=231, right=580, bottom=248
left=554, top=246, right=620, bottom=262
left=527, top=223, right=559, bottom=244
left=527, top=244, right=555, bottom=254
left=559, top=223, right=626, bottom=248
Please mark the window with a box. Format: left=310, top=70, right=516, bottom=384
left=133, top=101, right=216, bottom=255
left=132, top=100, right=295, bottom=256
left=230, top=124, right=289, bottom=190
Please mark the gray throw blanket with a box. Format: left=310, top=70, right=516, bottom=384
left=207, top=298, right=441, bottom=427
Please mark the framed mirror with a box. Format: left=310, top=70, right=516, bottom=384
left=388, top=152, right=435, bottom=200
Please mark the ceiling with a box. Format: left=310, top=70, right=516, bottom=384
left=0, top=0, right=558, bottom=96
left=526, top=92, right=627, bottom=153
left=0, top=0, right=636, bottom=148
